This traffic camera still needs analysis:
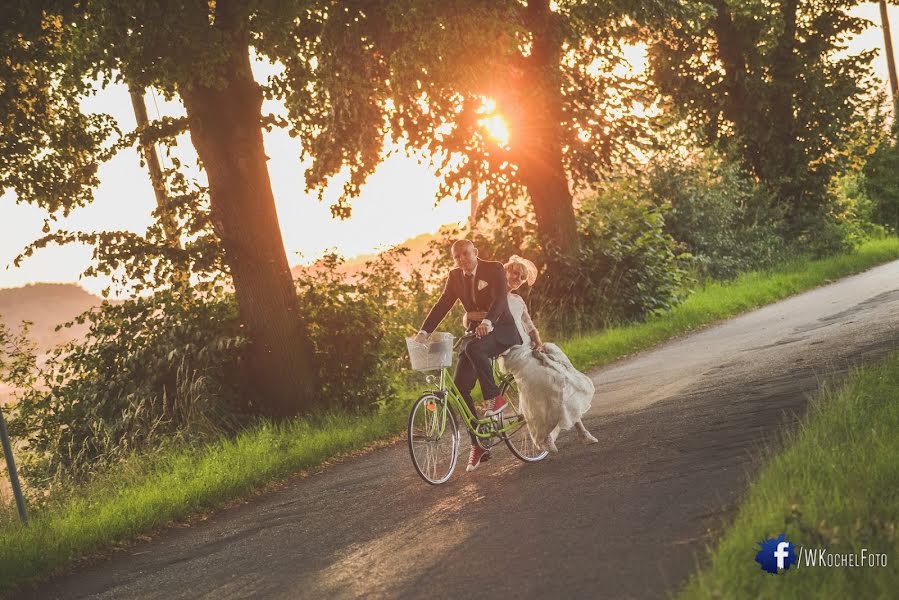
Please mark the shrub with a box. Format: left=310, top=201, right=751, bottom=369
left=530, top=182, right=691, bottom=334
left=862, top=123, right=899, bottom=233
left=4, top=288, right=246, bottom=490
left=294, top=253, right=401, bottom=412
left=646, top=153, right=786, bottom=279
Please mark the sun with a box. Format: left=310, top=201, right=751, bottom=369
left=478, top=114, right=510, bottom=147
left=476, top=97, right=510, bottom=147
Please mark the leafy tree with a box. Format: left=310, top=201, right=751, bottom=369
left=649, top=0, right=877, bottom=234
left=279, top=0, right=676, bottom=271
left=1, top=1, right=325, bottom=417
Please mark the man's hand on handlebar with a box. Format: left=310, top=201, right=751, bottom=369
left=475, top=323, right=489, bottom=338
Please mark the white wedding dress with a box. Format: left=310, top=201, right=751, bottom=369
left=499, top=293, right=595, bottom=447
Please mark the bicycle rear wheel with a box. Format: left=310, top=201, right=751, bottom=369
left=499, top=378, right=548, bottom=462
left=408, top=393, right=460, bottom=484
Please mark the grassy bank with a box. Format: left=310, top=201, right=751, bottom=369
left=677, top=351, right=899, bottom=599
left=1, top=236, right=898, bottom=595
left=564, top=236, right=899, bottom=371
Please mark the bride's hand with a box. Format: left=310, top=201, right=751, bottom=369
left=532, top=341, right=546, bottom=353
left=466, top=310, right=487, bottom=321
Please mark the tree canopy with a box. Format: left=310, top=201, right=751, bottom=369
left=280, top=0, right=678, bottom=261
left=650, top=0, right=878, bottom=231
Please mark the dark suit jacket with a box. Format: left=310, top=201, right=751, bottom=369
left=420, top=258, right=522, bottom=347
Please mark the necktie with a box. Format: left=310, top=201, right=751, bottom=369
left=465, top=273, right=476, bottom=307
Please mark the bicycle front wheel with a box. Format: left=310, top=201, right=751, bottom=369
left=408, top=394, right=460, bottom=484
left=499, top=378, right=548, bottom=463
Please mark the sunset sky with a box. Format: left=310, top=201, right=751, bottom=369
left=1, top=3, right=896, bottom=296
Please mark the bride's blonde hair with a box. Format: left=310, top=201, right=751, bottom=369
left=504, top=255, right=538, bottom=286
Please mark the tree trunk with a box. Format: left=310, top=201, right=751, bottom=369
left=517, top=0, right=579, bottom=267
left=129, top=84, right=181, bottom=246
left=129, top=84, right=191, bottom=287
left=881, top=0, right=898, bottom=113
left=769, top=0, right=803, bottom=228
left=711, top=0, right=764, bottom=178
left=180, top=5, right=318, bottom=417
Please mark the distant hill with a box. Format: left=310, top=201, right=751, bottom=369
left=0, top=283, right=105, bottom=406
left=290, top=230, right=443, bottom=280
left=0, top=283, right=100, bottom=354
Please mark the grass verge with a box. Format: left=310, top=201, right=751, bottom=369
left=677, top=351, right=899, bottom=599
left=564, top=236, right=899, bottom=371
left=1, top=236, right=898, bottom=595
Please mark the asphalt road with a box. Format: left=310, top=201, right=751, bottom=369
left=26, top=260, right=899, bottom=599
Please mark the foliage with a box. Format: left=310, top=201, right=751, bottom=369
left=3, top=289, right=247, bottom=489
left=530, top=183, right=691, bottom=333
left=646, top=151, right=786, bottom=279
left=862, top=122, right=899, bottom=233
left=649, top=0, right=878, bottom=233
left=1, top=243, right=450, bottom=489
left=14, top=164, right=226, bottom=298
left=294, top=251, right=419, bottom=412
left=0, top=2, right=116, bottom=216
left=278, top=0, right=678, bottom=255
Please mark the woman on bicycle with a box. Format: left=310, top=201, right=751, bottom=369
left=467, top=256, right=598, bottom=452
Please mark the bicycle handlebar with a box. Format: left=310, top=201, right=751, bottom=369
left=453, top=332, right=475, bottom=350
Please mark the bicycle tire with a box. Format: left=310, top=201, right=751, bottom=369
left=499, top=378, right=548, bottom=462
left=408, top=393, right=460, bottom=484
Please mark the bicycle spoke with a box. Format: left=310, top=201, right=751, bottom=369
left=408, top=395, right=459, bottom=484
left=500, top=380, right=548, bottom=463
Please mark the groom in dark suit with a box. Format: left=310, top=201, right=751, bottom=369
left=415, top=239, right=522, bottom=472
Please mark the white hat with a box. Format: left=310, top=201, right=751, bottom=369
left=507, top=255, right=538, bottom=286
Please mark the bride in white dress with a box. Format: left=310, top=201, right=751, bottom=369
left=468, top=256, right=599, bottom=452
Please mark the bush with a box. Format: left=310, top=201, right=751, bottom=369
left=647, top=153, right=786, bottom=279
left=786, top=207, right=865, bottom=258
left=862, top=123, right=899, bottom=233
left=2, top=247, right=444, bottom=490
left=4, top=288, right=246, bottom=490
left=294, top=251, right=421, bottom=412
left=529, top=182, right=691, bottom=334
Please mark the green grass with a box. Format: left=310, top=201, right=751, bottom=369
left=1, top=236, right=898, bottom=595
left=564, top=237, right=899, bottom=371
left=677, top=351, right=899, bottom=599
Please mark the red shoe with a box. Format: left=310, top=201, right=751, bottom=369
left=466, top=445, right=488, bottom=472
left=483, top=394, right=508, bottom=417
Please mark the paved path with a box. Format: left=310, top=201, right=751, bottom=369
left=27, top=260, right=899, bottom=599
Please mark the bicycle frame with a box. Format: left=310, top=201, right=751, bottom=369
left=424, top=361, right=523, bottom=440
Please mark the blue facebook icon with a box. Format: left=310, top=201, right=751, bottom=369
left=755, top=533, right=797, bottom=574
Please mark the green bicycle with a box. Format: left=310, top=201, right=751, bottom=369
left=406, top=332, right=548, bottom=485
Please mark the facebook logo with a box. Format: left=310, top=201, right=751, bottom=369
left=755, top=533, right=798, bottom=574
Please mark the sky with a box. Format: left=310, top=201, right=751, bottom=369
left=1, top=3, right=897, bottom=296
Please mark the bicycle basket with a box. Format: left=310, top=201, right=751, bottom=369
left=406, top=332, right=454, bottom=371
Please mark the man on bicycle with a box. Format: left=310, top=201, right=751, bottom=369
left=414, top=239, right=523, bottom=471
